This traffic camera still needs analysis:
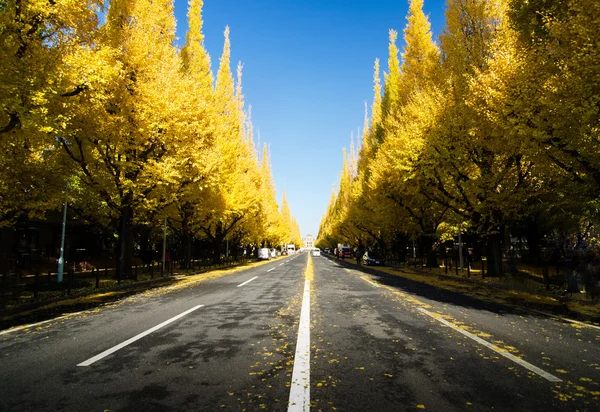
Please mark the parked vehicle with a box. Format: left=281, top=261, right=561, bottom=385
left=258, top=248, right=270, bottom=260
left=362, top=251, right=385, bottom=266
left=340, top=246, right=353, bottom=258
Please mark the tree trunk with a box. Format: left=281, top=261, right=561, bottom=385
left=485, top=234, right=503, bottom=277
left=117, top=200, right=134, bottom=279
left=423, top=236, right=439, bottom=268
left=181, top=218, right=192, bottom=269
left=523, top=218, right=542, bottom=265
left=212, top=235, right=224, bottom=265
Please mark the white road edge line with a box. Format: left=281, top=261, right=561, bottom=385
left=77, top=304, right=204, bottom=367
left=237, top=276, right=258, bottom=288
left=0, top=310, right=91, bottom=336
left=288, top=277, right=311, bottom=411
left=560, top=317, right=600, bottom=330
left=532, top=309, right=600, bottom=331
left=417, top=307, right=562, bottom=383
left=267, top=268, right=275, bottom=273
left=361, top=276, right=380, bottom=288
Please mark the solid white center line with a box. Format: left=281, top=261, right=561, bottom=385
left=267, top=268, right=275, bottom=273
left=288, top=278, right=311, bottom=411
left=237, top=276, right=258, bottom=288
left=77, top=305, right=204, bottom=367
left=417, top=307, right=562, bottom=382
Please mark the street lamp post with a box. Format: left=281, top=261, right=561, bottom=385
left=57, top=182, right=69, bottom=283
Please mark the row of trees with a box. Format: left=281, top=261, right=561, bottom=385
left=316, top=0, right=600, bottom=275
left=0, top=0, right=302, bottom=276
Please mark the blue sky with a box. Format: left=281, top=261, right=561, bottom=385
left=172, top=0, right=448, bottom=238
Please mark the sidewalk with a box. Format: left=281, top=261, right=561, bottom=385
left=327, top=255, right=600, bottom=325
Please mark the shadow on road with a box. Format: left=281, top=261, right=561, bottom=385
left=323, top=256, right=583, bottom=322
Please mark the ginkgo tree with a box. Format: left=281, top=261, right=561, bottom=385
left=53, top=0, right=190, bottom=278
left=1, top=0, right=303, bottom=275
left=0, top=0, right=104, bottom=225
left=192, top=27, right=263, bottom=263
left=320, top=0, right=600, bottom=273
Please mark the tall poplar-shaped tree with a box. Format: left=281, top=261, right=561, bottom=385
left=346, top=61, right=389, bottom=249
left=316, top=188, right=339, bottom=249
left=281, top=191, right=303, bottom=249
left=57, top=0, right=185, bottom=277
left=370, top=0, right=445, bottom=263
left=258, top=144, right=286, bottom=247
left=164, top=0, right=218, bottom=268
left=329, top=149, right=358, bottom=244
left=181, top=0, right=213, bottom=92
left=280, top=191, right=294, bottom=246
left=380, top=30, right=401, bottom=144
left=198, top=27, right=261, bottom=262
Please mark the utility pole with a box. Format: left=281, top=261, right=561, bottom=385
left=162, top=216, right=167, bottom=275
left=57, top=182, right=69, bottom=283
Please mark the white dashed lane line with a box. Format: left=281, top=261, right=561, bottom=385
left=237, top=276, right=258, bottom=288
left=77, top=305, right=204, bottom=367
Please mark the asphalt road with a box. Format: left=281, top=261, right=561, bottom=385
left=1, top=253, right=599, bottom=411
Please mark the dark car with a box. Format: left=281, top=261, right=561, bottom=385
left=362, top=251, right=385, bottom=266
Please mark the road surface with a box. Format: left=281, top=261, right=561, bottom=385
left=1, top=253, right=598, bottom=411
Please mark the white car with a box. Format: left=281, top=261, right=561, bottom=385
left=258, top=248, right=270, bottom=260
left=312, top=249, right=321, bottom=256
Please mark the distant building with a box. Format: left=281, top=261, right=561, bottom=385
left=303, top=234, right=315, bottom=249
